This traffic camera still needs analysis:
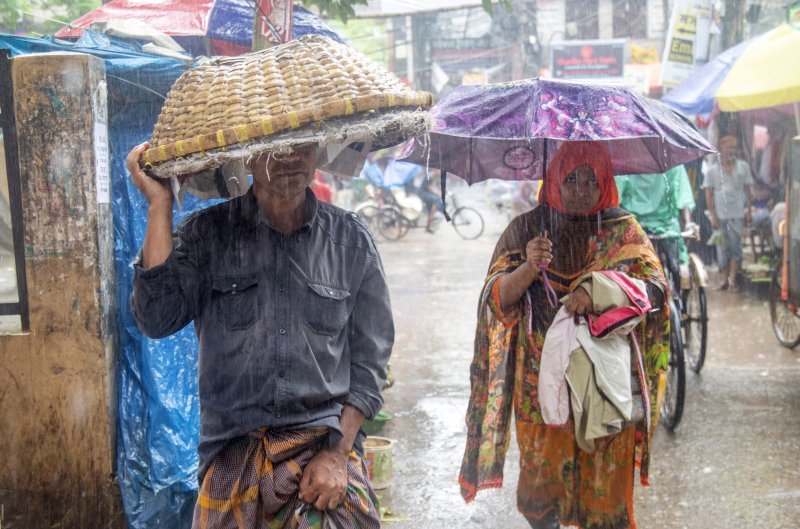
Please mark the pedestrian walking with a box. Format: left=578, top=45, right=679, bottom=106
left=127, top=36, right=432, bottom=529
left=459, top=141, right=670, bottom=529
left=703, top=135, right=753, bottom=293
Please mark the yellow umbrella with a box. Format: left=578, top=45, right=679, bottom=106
left=716, top=24, right=800, bottom=112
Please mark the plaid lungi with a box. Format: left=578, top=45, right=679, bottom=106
left=193, top=428, right=381, bottom=529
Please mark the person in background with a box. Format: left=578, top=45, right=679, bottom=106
left=616, top=165, right=697, bottom=284
left=510, top=180, right=539, bottom=218
left=412, top=170, right=444, bottom=233
left=127, top=141, right=393, bottom=529
left=755, top=121, right=790, bottom=194
left=703, top=135, right=753, bottom=293
left=460, top=141, right=668, bottom=529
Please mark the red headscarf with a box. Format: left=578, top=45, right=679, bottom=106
left=537, top=141, right=618, bottom=216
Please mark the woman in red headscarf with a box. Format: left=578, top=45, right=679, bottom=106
left=459, top=141, right=669, bottom=529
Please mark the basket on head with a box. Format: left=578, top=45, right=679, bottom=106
left=143, top=35, right=432, bottom=196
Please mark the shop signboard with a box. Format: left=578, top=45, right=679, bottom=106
left=661, top=0, right=712, bottom=89
left=550, top=39, right=626, bottom=80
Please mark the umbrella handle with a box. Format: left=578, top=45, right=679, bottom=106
left=541, top=269, right=559, bottom=309
left=440, top=170, right=451, bottom=222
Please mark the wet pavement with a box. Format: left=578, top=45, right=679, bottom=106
left=370, top=195, right=800, bottom=529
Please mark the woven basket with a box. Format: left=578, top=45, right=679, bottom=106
left=144, top=35, right=432, bottom=178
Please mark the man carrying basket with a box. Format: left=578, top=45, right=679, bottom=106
left=127, top=36, right=431, bottom=529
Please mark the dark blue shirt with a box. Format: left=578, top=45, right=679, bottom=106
left=132, top=188, right=394, bottom=479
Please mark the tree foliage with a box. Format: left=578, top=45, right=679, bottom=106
left=481, top=0, right=512, bottom=16
left=0, top=0, right=100, bottom=34
left=301, top=0, right=368, bottom=22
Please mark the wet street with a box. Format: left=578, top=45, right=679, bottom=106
left=371, top=195, right=800, bottom=529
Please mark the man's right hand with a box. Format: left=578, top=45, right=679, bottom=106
left=127, top=142, right=175, bottom=269
left=126, top=142, right=172, bottom=207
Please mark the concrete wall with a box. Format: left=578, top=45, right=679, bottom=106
left=0, top=52, right=123, bottom=529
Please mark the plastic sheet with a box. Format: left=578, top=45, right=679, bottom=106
left=112, top=103, right=214, bottom=529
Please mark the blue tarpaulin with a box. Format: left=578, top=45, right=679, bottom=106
left=0, top=31, right=206, bottom=529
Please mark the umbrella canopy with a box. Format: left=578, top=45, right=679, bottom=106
left=716, top=24, right=800, bottom=112
left=663, top=24, right=800, bottom=114
left=54, top=0, right=343, bottom=57
left=401, top=78, right=715, bottom=184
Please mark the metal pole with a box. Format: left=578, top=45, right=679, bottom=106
left=793, top=101, right=800, bottom=135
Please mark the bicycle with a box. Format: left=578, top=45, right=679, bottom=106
left=352, top=184, right=394, bottom=238
left=770, top=258, right=800, bottom=348
left=769, top=207, right=800, bottom=349
left=375, top=191, right=485, bottom=241
left=646, top=226, right=709, bottom=430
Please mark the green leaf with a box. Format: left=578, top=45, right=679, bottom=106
left=481, top=0, right=512, bottom=16
left=302, top=0, right=368, bottom=22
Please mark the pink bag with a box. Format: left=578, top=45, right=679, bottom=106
left=586, top=270, right=651, bottom=338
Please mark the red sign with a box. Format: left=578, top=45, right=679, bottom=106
left=550, top=40, right=626, bottom=79
left=253, top=0, right=294, bottom=49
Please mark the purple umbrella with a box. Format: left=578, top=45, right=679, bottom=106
left=401, top=78, right=716, bottom=184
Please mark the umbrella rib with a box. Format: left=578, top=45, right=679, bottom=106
left=468, top=136, right=474, bottom=183
left=633, top=96, right=670, bottom=172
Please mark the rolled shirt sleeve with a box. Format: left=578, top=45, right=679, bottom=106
left=345, top=247, right=394, bottom=420
left=131, top=217, right=205, bottom=339
left=671, top=166, right=696, bottom=212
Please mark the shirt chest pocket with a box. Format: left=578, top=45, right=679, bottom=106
left=305, top=282, right=350, bottom=336
left=212, top=275, right=259, bottom=331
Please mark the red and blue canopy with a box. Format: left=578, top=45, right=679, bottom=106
left=55, top=0, right=343, bottom=57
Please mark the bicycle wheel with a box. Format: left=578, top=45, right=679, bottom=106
left=682, top=264, right=708, bottom=373
left=451, top=207, right=484, bottom=240
left=376, top=208, right=409, bottom=241
left=769, top=262, right=800, bottom=349
left=354, top=204, right=380, bottom=237
left=661, top=298, right=686, bottom=431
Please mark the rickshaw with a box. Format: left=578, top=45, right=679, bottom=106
left=770, top=136, right=800, bottom=348
left=646, top=224, right=709, bottom=430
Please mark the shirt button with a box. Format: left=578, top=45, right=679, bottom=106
left=279, top=286, right=286, bottom=293
left=278, top=370, right=285, bottom=378
left=279, top=328, right=286, bottom=335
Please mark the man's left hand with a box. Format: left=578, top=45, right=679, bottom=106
left=298, top=448, right=349, bottom=511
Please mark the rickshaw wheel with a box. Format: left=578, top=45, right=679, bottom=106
left=769, top=262, right=800, bottom=349
left=661, top=298, right=686, bottom=431
left=682, top=261, right=708, bottom=373
left=377, top=208, right=409, bottom=241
